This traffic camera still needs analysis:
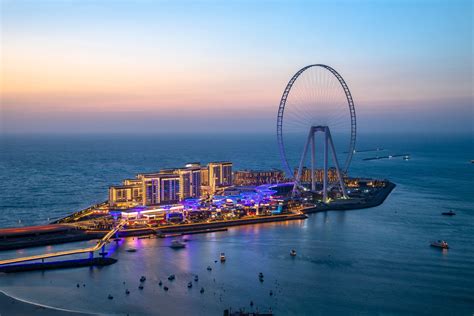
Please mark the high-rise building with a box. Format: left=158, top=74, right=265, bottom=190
left=138, top=172, right=180, bottom=206
left=176, top=163, right=201, bottom=200
left=208, top=161, right=232, bottom=194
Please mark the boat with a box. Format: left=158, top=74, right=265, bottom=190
left=138, top=285, right=144, bottom=290
left=188, top=282, right=193, bottom=288
left=431, top=240, right=449, bottom=249
left=207, top=266, right=212, bottom=271
left=258, top=272, right=264, bottom=282
left=168, top=274, right=175, bottom=281
left=441, top=210, right=456, bottom=216
left=126, top=248, right=137, bottom=253
left=194, top=275, right=199, bottom=282
left=108, top=294, right=113, bottom=300
left=290, top=249, right=296, bottom=257
left=125, top=289, right=130, bottom=295
left=158, top=280, right=162, bottom=286
left=170, top=239, right=186, bottom=249
left=220, top=252, right=226, bottom=262
left=403, top=155, right=410, bottom=160
left=200, top=287, right=205, bottom=294
left=164, top=286, right=169, bottom=291
left=140, top=276, right=146, bottom=282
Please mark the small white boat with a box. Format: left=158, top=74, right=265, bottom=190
left=170, top=239, right=186, bottom=249
left=220, top=252, right=226, bottom=262
left=290, top=249, right=297, bottom=257
left=431, top=240, right=449, bottom=249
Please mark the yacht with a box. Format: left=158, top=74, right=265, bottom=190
left=220, top=252, right=226, bottom=262
left=431, top=240, right=449, bottom=249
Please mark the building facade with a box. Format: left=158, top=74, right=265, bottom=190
left=108, top=183, right=143, bottom=208
left=296, top=167, right=342, bottom=183
left=108, top=161, right=233, bottom=208
left=208, top=161, right=233, bottom=194
left=233, top=169, right=285, bottom=186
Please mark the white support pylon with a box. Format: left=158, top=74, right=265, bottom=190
left=294, top=126, right=348, bottom=203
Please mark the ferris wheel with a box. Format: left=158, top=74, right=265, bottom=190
left=276, top=64, right=356, bottom=200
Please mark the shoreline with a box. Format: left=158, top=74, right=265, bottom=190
left=0, top=291, right=97, bottom=316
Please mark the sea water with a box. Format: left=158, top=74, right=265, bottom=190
left=0, top=133, right=473, bottom=315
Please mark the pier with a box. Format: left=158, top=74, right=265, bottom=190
left=0, top=219, right=126, bottom=269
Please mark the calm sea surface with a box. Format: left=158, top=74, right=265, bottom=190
left=0, top=133, right=473, bottom=315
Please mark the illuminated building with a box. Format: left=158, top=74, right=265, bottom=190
left=233, top=169, right=285, bottom=186
left=109, top=161, right=232, bottom=207
left=176, top=163, right=201, bottom=200
left=296, top=167, right=342, bottom=183
left=108, top=181, right=143, bottom=208
left=138, top=172, right=180, bottom=206
left=208, top=161, right=233, bottom=194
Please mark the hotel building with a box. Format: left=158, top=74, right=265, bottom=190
left=108, top=161, right=232, bottom=208
left=208, top=161, right=233, bottom=194
left=108, top=179, right=143, bottom=208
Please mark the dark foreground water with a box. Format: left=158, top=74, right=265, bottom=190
left=0, top=133, right=473, bottom=315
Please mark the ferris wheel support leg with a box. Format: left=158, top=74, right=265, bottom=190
left=323, top=129, right=329, bottom=203
left=295, top=128, right=313, bottom=188
left=327, top=129, right=348, bottom=199
left=311, top=132, right=316, bottom=192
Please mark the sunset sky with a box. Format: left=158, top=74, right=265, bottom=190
left=1, top=0, right=472, bottom=134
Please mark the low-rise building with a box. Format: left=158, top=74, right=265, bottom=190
left=296, top=167, right=342, bottom=183
left=108, top=181, right=143, bottom=208
left=233, top=169, right=285, bottom=186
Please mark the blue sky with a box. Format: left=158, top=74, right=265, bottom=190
left=0, top=0, right=472, bottom=134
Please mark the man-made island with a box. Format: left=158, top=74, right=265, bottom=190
left=0, top=161, right=395, bottom=253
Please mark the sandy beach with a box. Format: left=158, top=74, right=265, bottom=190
left=0, top=291, right=94, bottom=316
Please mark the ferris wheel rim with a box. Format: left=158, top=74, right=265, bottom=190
left=276, top=64, right=356, bottom=179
